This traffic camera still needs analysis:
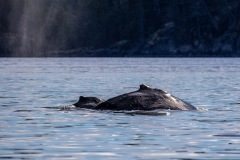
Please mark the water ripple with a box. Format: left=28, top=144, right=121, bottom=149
left=1, top=58, right=240, bottom=159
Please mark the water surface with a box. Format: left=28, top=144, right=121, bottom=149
left=1, top=58, right=240, bottom=159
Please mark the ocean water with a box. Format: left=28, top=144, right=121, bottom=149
left=0, top=58, right=240, bottom=159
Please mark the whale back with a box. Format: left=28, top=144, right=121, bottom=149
left=95, top=84, right=196, bottom=111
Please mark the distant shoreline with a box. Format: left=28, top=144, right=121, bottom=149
left=1, top=47, right=240, bottom=58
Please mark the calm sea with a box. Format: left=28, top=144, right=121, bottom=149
left=1, top=58, right=240, bottom=159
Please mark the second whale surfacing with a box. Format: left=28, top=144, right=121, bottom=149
left=73, top=96, right=104, bottom=109
left=73, top=84, right=197, bottom=111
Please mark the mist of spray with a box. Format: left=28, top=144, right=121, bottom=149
left=9, top=0, right=79, bottom=56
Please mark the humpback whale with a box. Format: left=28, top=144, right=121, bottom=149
left=95, top=84, right=196, bottom=110
left=73, top=96, right=104, bottom=109
left=73, top=84, right=196, bottom=111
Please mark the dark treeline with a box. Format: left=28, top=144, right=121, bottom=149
left=0, top=0, right=240, bottom=57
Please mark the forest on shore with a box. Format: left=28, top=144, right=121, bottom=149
left=0, top=0, right=240, bottom=57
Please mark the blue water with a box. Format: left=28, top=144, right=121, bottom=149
left=1, top=58, right=240, bottom=159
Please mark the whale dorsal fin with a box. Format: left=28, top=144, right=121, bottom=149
left=139, top=84, right=151, bottom=90
left=79, top=96, right=87, bottom=102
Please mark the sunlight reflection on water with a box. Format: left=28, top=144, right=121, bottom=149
left=1, top=58, right=240, bottom=159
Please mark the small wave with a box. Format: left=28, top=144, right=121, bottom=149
left=42, top=105, right=76, bottom=110
left=229, top=102, right=240, bottom=105
left=214, top=134, right=240, bottom=137
left=114, top=110, right=170, bottom=116
left=59, top=105, right=76, bottom=110
left=196, top=106, right=209, bottom=111
left=209, top=108, right=234, bottom=112
left=14, top=110, right=32, bottom=112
